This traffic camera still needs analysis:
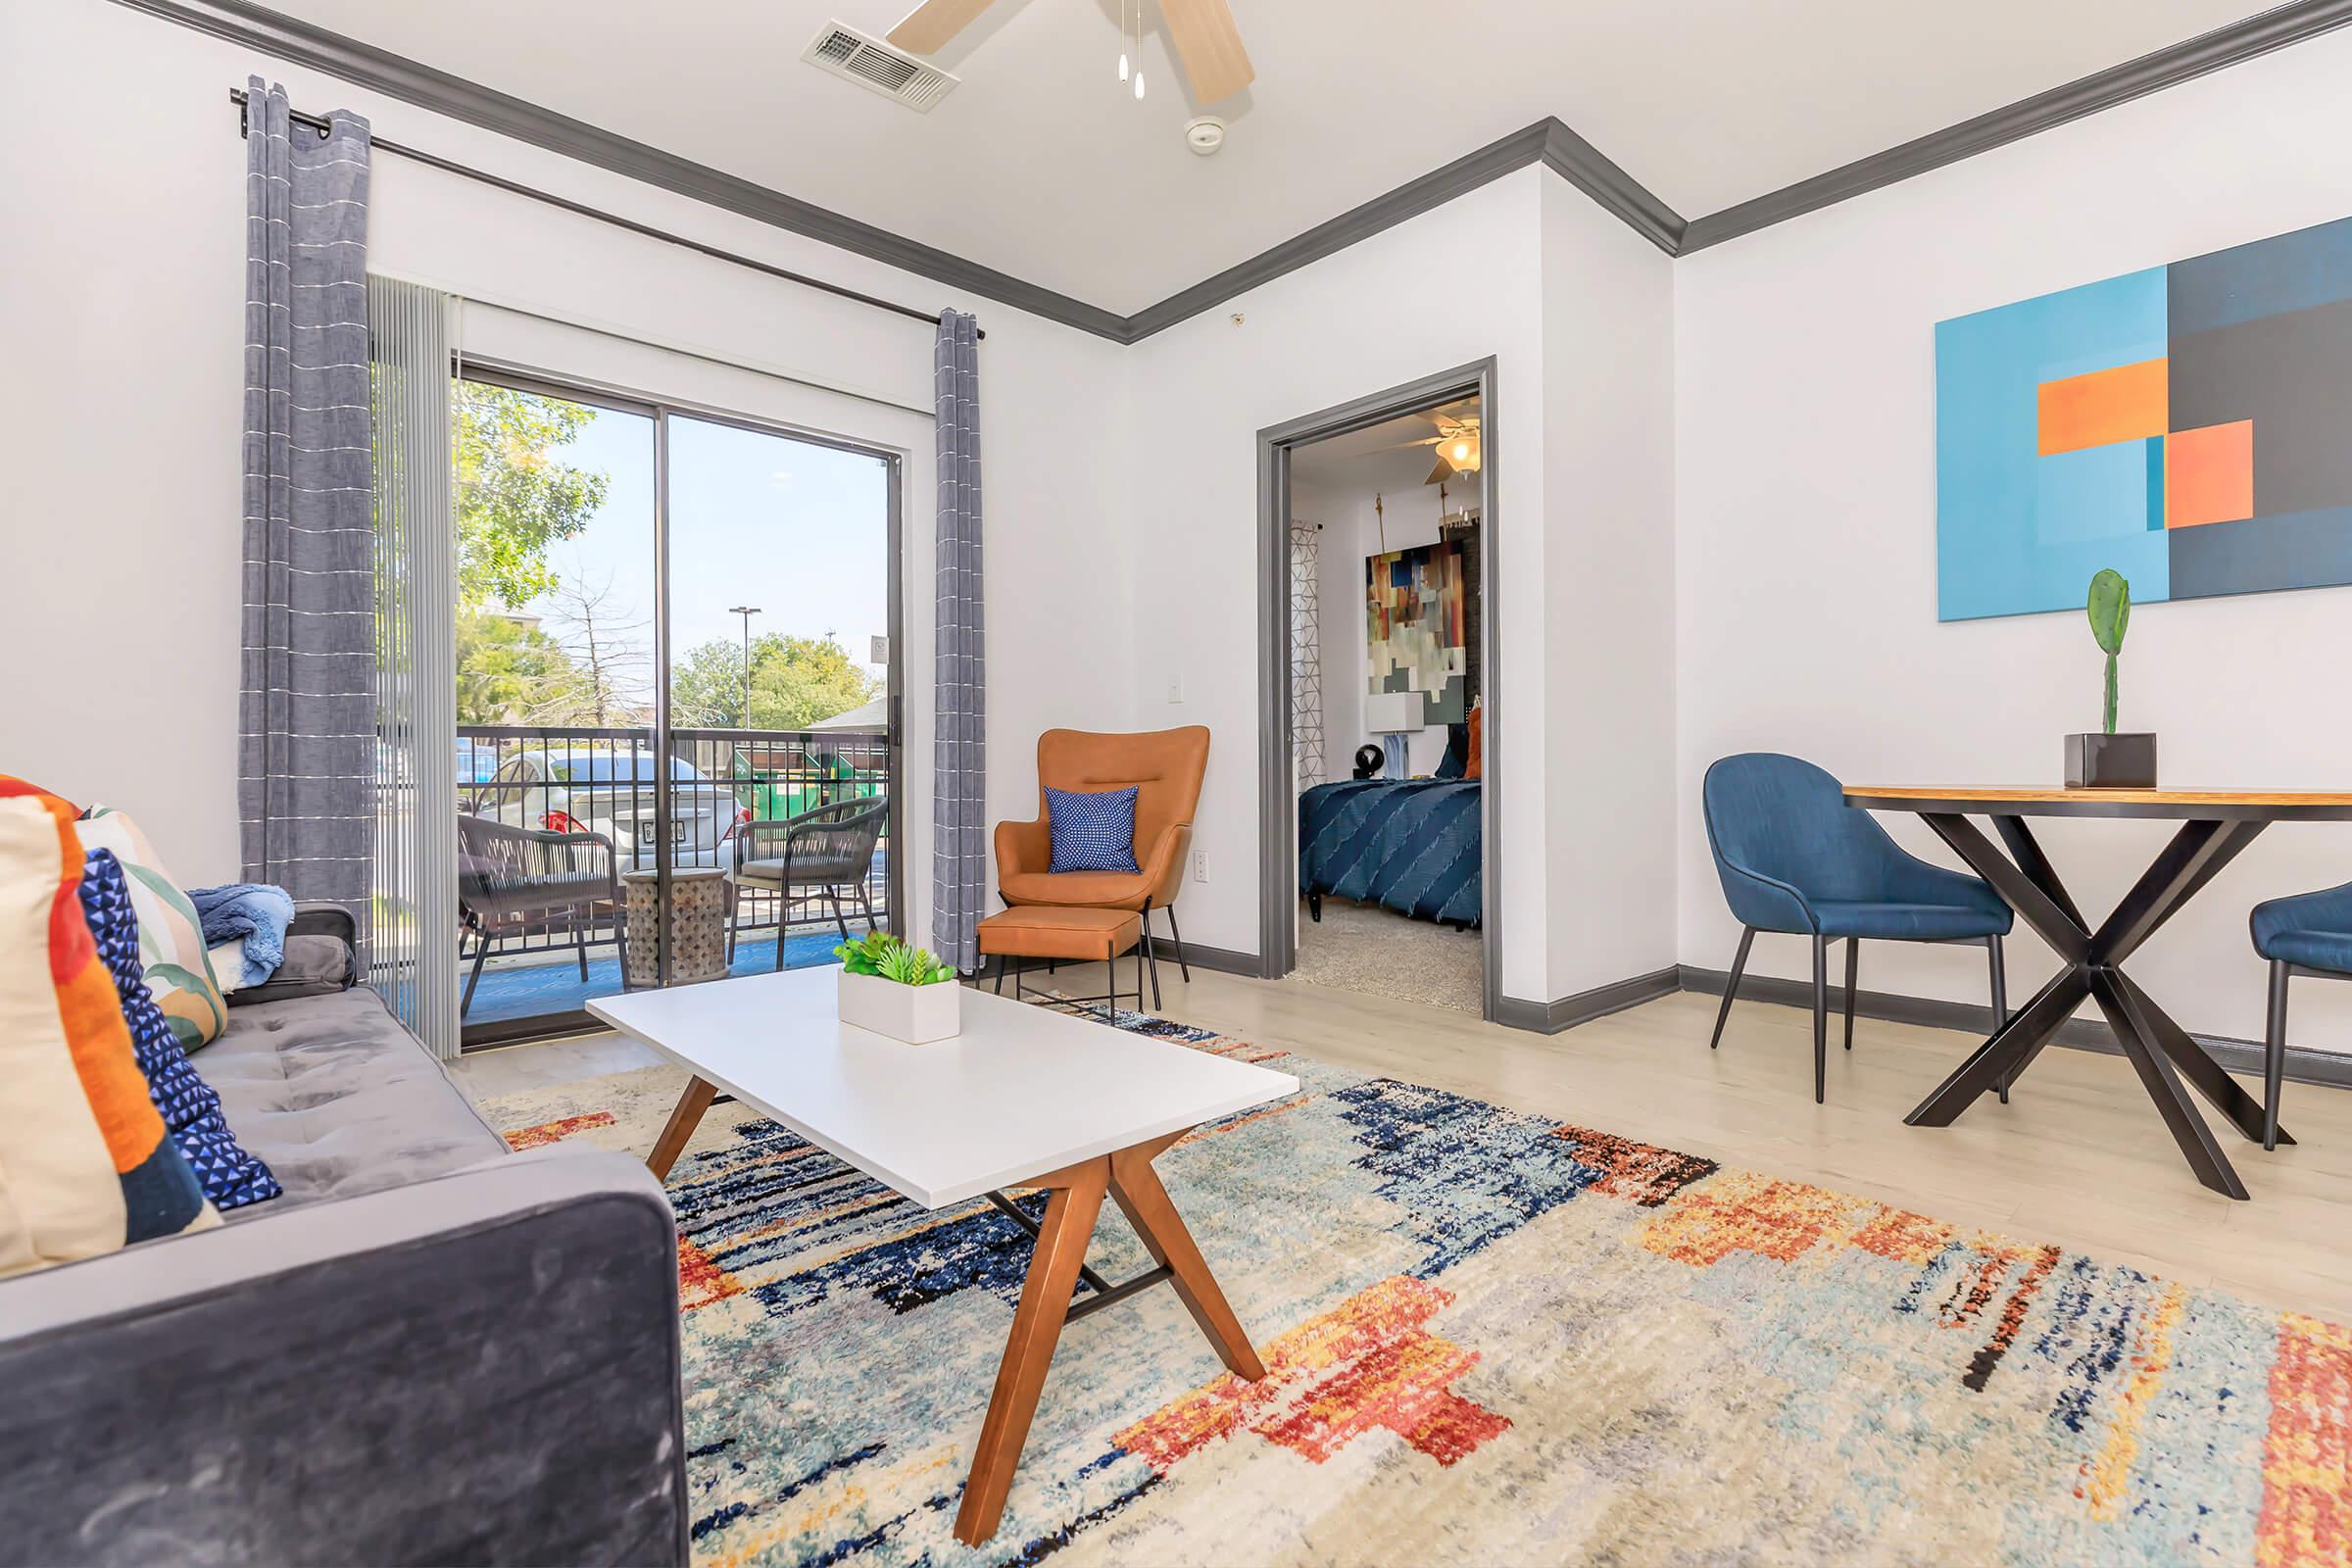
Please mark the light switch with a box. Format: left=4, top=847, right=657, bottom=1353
left=1166, top=673, right=1184, bottom=703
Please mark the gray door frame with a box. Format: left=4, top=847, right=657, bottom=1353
left=1255, top=357, right=1500, bottom=1021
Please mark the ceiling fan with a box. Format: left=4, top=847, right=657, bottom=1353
left=886, top=0, right=1255, bottom=104
left=1409, top=415, right=1483, bottom=484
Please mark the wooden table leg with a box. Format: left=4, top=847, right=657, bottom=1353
left=955, top=1156, right=1110, bottom=1546
left=1109, top=1135, right=1267, bottom=1381
left=646, top=1074, right=716, bottom=1181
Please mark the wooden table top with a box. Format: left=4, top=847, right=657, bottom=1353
left=1843, top=785, right=2352, bottom=821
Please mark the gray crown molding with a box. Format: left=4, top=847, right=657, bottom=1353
left=110, top=0, right=2352, bottom=340
left=1122, top=118, right=1683, bottom=342
left=111, top=0, right=1129, bottom=339
left=1679, top=0, right=2352, bottom=254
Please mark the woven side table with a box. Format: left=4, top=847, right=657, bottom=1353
left=619, top=867, right=734, bottom=988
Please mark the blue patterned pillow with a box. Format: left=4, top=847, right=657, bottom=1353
left=79, top=850, right=282, bottom=1212
left=1046, top=786, right=1142, bottom=874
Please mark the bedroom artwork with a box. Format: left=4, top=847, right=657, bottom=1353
left=1364, top=541, right=1469, bottom=723
left=1935, top=212, right=2352, bottom=621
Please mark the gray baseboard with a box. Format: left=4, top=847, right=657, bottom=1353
left=1676, top=965, right=2352, bottom=1091
left=1162, top=939, right=1264, bottom=980
left=1494, top=966, right=1683, bottom=1035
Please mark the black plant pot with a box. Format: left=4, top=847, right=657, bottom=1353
left=2065, top=732, right=2158, bottom=789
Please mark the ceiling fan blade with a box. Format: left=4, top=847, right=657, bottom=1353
left=886, top=0, right=1001, bottom=55
left=1425, top=454, right=1456, bottom=485
left=1161, top=0, right=1254, bottom=102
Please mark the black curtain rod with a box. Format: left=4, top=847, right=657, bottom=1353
left=228, top=88, right=979, bottom=339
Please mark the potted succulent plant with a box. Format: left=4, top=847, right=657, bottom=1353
left=2064, top=567, right=2157, bottom=789
left=835, top=930, right=962, bottom=1044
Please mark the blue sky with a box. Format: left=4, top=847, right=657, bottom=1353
left=497, top=391, right=893, bottom=706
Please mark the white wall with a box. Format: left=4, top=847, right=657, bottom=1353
left=1122, top=172, right=1550, bottom=996
left=1539, top=175, right=1679, bottom=1000
left=0, top=0, right=1135, bottom=942
left=1674, top=26, right=2352, bottom=1051
left=1123, top=166, right=1681, bottom=1005
left=1294, top=450, right=1460, bottom=783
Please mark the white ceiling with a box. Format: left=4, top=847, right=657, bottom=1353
left=1291, top=401, right=1479, bottom=492
left=277, top=0, right=2268, bottom=315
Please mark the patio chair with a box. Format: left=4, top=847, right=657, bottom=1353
left=458, top=813, right=624, bottom=1016
left=732, top=795, right=890, bottom=964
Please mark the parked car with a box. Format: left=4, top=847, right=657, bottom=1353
left=468, top=747, right=739, bottom=870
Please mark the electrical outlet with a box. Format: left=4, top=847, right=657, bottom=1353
left=1193, top=849, right=1208, bottom=883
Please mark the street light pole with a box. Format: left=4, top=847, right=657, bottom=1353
left=726, top=605, right=761, bottom=725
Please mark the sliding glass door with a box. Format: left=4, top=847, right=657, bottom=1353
left=454, top=370, right=900, bottom=1047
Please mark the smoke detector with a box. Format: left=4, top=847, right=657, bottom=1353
left=804, top=21, right=960, bottom=112
left=1185, top=117, right=1226, bottom=156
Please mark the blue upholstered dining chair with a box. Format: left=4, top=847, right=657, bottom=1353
left=2249, top=879, right=2352, bottom=1151
left=1701, top=754, right=2016, bottom=1103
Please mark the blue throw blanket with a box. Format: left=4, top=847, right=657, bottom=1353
left=189, top=882, right=298, bottom=987
left=1298, top=778, right=1482, bottom=926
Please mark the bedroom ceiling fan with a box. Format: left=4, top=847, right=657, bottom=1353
left=885, top=0, right=1256, bottom=104
left=1414, top=415, right=1483, bottom=484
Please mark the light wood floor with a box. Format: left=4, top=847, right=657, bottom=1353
left=450, top=962, right=2352, bottom=1324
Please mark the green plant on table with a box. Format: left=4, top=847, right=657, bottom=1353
left=834, top=929, right=956, bottom=986
left=2086, top=567, right=2132, bottom=735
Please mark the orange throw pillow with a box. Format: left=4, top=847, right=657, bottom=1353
left=0, top=779, right=216, bottom=1277
left=1464, top=707, right=1484, bottom=781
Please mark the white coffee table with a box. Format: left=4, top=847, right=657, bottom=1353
left=586, top=965, right=1298, bottom=1544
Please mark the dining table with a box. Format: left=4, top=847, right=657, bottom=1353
left=1841, top=785, right=2352, bottom=1200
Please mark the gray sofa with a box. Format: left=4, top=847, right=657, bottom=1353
left=0, top=911, right=688, bottom=1567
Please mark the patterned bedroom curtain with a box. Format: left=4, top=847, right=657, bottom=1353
left=931, top=310, right=986, bottom=972
left=238, top=78, right=375, bottom=958
left=1290, top=519, right=1325, bottom=787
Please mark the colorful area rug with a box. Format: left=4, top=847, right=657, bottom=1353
left=478, top=1009, right=2350, bottom=1567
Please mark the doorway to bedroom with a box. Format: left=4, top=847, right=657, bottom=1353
left=1257, top=362, right=1496, bottom=1018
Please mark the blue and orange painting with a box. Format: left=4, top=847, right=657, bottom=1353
left=1936, top=214, right=2352, bottom=620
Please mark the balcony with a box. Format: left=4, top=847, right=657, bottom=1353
left=457, top=722, right=892, bottom=1034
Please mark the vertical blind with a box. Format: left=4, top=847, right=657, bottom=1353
left=368, top=275, right=462, bottom=1059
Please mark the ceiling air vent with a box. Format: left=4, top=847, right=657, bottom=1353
left=803, top=22, right=959, bottom=112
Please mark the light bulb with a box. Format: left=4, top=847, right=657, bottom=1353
left=1135, top=70, right=1145, bottom=100
left=1119, top=52, right=1129, bottom=81
left=1451, top=440, right=1471, bottom=463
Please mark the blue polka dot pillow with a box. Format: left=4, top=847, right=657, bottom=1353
left=1045, top=785, right=1142, bottom=874
left=79, top=849, right=282, bottom=1212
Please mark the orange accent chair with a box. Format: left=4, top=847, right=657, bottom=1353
left=994, top=726, right=1209, bottom=1006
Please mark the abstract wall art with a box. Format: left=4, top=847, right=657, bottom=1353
left=1364, top=541, right=1468, bottom=723
left=1936, top=213, right=2352, bottom=620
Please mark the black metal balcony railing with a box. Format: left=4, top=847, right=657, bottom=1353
left=457, top=722, right=892, bottom=962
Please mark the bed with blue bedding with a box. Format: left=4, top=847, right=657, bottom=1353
left=1298, top=777, right=1482, bottom=928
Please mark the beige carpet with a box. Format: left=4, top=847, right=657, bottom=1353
left=1293, top=898, right=1483, bottom=1013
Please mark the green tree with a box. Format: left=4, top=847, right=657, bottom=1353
left=454, top=610, right=592, bottom=724
left=670, top=632, right=880, bottom=730
left=456, top=382, right=610, bottom=609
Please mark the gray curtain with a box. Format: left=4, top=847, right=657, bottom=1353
left=931, top=311, right=986, bottom=972
left=238, top=78, right=375, bottom=955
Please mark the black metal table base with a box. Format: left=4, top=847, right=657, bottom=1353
left=1902, top=812, right=2292, bottom=1200
left=989, top=942, right=1147, bottom=1022
left=984, top=1190, right=1175, bottom=1320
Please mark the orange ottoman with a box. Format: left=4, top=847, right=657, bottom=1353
left=979, top=906, right=1144, bottom=1019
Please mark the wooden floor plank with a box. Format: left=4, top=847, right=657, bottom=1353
left=453, top=965, right=2352, bottom=1323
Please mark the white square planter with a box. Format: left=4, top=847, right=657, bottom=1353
left=837, top=967, right=962, bottom=1045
